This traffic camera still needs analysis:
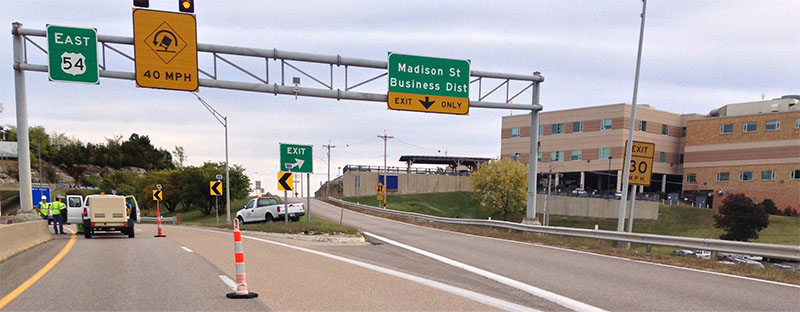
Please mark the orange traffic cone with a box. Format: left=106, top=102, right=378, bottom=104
left=154, top=205, right=166, bottom=238
left=226, top=219, right=258, bottom=299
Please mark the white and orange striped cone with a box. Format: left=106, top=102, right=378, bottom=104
left=226, top=219, right=258, bottom=299
left=154, top=205, right=166, bottom=238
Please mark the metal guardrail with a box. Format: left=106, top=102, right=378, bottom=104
left=138, top=216, right=177, bottom=224
left=328, top=197, right=800, bottom=261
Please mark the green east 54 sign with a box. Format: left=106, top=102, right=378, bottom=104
left=280, top=143, right=312, bottom=173
left=388, top=53, right=470, bottom=115
left=47, top=25, right=99, bottom=84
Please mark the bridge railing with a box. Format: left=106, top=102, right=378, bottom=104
left=328, top=197, right=800, bottom=261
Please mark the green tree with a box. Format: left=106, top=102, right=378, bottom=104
left=98, top=171, right=143, bottom=197
left=713, top=194, right=770, bottom=242
left=469, top=158, right=528, bottom=221
left=761, top=198, right=778, bottom=215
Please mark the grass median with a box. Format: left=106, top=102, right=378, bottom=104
left=154, top=198, right=358, bottom=235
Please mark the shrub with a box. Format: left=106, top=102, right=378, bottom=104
left=761, top=198, right=778, bottom=215
left=713, top=193, right=769, bottom=241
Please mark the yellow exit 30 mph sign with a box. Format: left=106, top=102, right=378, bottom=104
left=627, top=140, right=655, bottom=186
left=133, top=8, right=198, bottom=91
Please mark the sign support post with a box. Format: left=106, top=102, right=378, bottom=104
left=306, top=173, right=311, bottom=223
left=12, top=22, right=33, bottom=213
left=618, top=0, right=648, bottom=235
left=284, top=190, right=289, bottom=223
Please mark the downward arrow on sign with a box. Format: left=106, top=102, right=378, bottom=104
left=419, top=96, right=436, bottom=109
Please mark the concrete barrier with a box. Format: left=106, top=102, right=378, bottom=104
left=536, top=194, right=659, bottom=220
left=0, top=220, right=52, bottom=262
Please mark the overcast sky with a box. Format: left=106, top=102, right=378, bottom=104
left=1, top=1, right=798, bottom=194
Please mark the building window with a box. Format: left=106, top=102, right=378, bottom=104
left=550, top=151, right=563, bottom=162
left=601, top=118, right=612, bottom=130
left=739, top=171, right=753, bottom=181
left=743, top=122, right=757, bottom=132
left=538, top=125, right=544, bottom=136
left=717, top=172, right=730, bottom=182
left=537, top=152, right=542, bottom=162
left=765, top=120, right=780, bottom=131
left=686, top=174, right=696, bottom=183
left=572, top=121, right=583, bottom=133
left=760, top=170, right=775, bottom=181
left=795, top=118, right=800, bottom=129
left=720, top=124, right=734, bottom=134
left=681, top=126, right=687, bottom=137
left=552, top=123, right=565, bottom=134
left=679, top=154, right=684, bottom=164
left=661, top=124, right=669, bottom=135
left=659, top=152, right=667, bottom=162
left=791, top=169, right=800, bottom=180
left=599, top=147, right=611, bottom=159
left=511, top=127, right=520, bottom=138
left=510, top=153, right=519, bottom=161
left=571, top=150, right=582, bottom=161
left=639, top=120, right=647, bottom=131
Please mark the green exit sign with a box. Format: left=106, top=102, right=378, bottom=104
left=280, top=143, right=313, bottom=173
left=387, top=53, right=470, bottom=115
left=47, top=25, right=99, bottom=84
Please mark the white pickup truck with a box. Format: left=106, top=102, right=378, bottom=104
left=236, top=196, right=305, bottom=223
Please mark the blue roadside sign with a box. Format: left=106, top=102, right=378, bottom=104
left=32, top=186, right=51, bottom=206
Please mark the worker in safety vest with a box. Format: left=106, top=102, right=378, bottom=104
left=38, top=196, right=50, bottom=221
left=50, top=198, right=65, bottom=235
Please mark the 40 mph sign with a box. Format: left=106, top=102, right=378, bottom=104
left=47, top=25, right=98, bottom=84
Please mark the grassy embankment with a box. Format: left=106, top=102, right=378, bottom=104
left=339, top=191, right=799, bottom=284
left=155, top=197, right=358, bottom=235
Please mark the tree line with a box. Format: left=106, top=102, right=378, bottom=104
left=92, top=162, right=250, bottom=216
left=2, top=125, right=174, bottom=170
left=2, top=125, right=251, bottom=216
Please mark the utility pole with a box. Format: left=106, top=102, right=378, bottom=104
left=323, top=141, right=335, bottom=196
left=377, top=130, right=393, bottom=208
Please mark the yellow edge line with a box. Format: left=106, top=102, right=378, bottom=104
left=0, top=228, right=76, bottom=310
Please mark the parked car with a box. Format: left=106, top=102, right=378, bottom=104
left=569, top=188, right=588, bottom=197
left=671, top=249, right=695, bottom=257
left=770, top=263, right=793, bottom=270
left=732, top=257, right=765, bottom=269
left=694, top=250, right=711, bottom=260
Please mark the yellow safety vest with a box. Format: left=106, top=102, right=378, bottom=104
left=51, top=202, right=62, bottom=215
left=39, top=201, right=49, bottom=216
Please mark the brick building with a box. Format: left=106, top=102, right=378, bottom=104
left=501, top=103, right=700, bottom=196
left=501, top=96, right=800, bottom=210
left=683, top=98, right=800, bottom=209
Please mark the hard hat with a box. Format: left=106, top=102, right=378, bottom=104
left=41, top=195, right=47, bottom=200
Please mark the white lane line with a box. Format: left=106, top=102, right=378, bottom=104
left=180, top=246, right=194, bottom=253
left=219, top=275, right=236, bottom=291
left=136, top=229, right=143, bottom=232
left=364, top=231, right=605, bottom=312
left=185, top=226, right=537, bottom=312
left=319, top=200, right=800, bottom=289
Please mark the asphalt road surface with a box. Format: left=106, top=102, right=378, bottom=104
left=2, top=223, right=514, bottom=311
left=1, top=226, right=267, bottom=311
left=307, top=199, right=800, bottom=311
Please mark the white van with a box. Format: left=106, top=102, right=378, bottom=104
left=66, top=194, right=141, bottom=225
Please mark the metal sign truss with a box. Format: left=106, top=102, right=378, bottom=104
left=11, top=23, right=544, bottom=221
left=14, top=26, right=543, bottom=111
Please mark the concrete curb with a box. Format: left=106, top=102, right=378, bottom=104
left=0, top=220, right=52, bottom=262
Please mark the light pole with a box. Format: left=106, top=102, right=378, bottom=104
left=193, top=94, right=231, bottom=224
left=607, top=156, right=612, bottom=199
